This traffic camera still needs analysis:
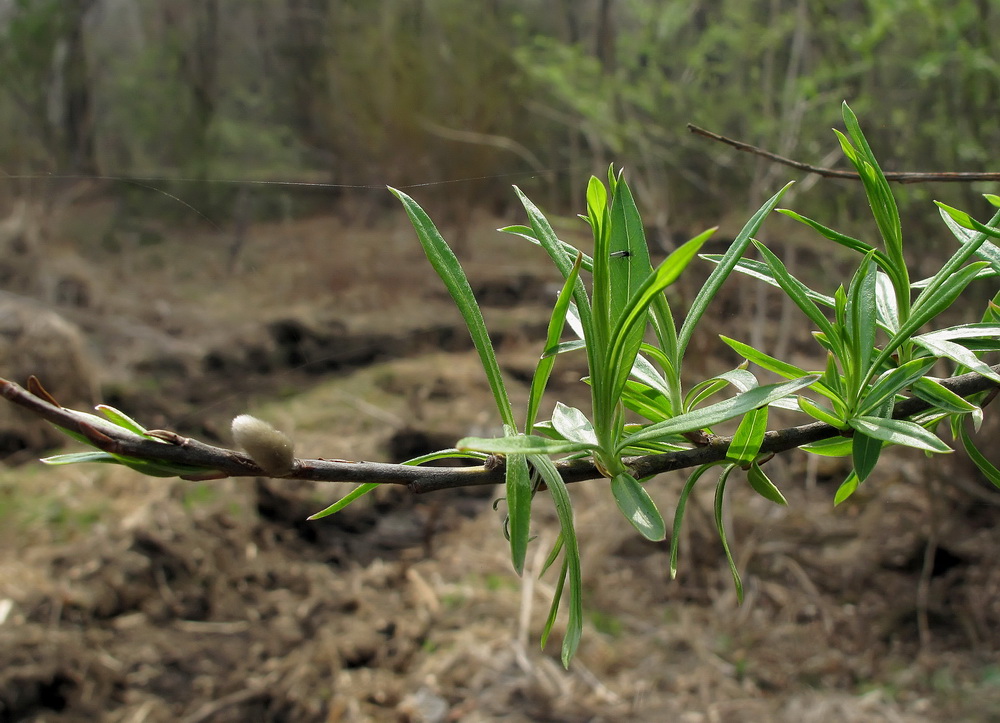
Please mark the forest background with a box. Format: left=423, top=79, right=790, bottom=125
left=3, top=0, right=998, bottom=237
left=2, top=1, right=1000, bottom=721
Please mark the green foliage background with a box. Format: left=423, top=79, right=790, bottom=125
left=1, top=0, right=998, bottom=230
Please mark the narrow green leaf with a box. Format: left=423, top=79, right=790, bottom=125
left=874, top=272, right=899, bottom=333
left=606, top=232, right=710, bottom=405
left=834, top=470, right=861, bottom=505
left=913, top=334, right=1000, bottom=384
left=551, top=403, right=599, bottom=446
left=505, top=454, right=532, bottom=575
left=846, top=252, right=878, bottom=376
left=41, top=451, right=118, bottom=465
left=960, top=426, right=1000, bottom=489
left=777, top=209, right=894, bottom=271
left=801, top=436, right=853, bottom=457
left=500, top=224, right=596, bottom=273
left=458, top=435, right=595, bottom=456
left=746, top=462, right=787, bottom=505
left=727, top=406, right=768, bottom=464
left=539, top=533, right=564, bottom=577
left=96, top=405, right=151, bottom=437
left=678, top=182, right=792, bottom=360
left=685, top=368, right=758, bottom=411
left=852, top=396, right=892, bottom=482
left=526, top=253, right=583, bottom=430
left=631, top=352, right=674, bottom=400
left=911, top=377, right=979, bottom=414
left=392, top=188, right=516, bottom=429
left=850, top=416, right=952, bottom=453
left=530, top=454, right=583, bottom=668
left=798, top=395, right=845, bottom=427
left=621, top=375, right=819, bottom=450
left=512, top=186, right=594, bottom=342
left=308, top=483, right=380, bottom=520
left=714, top=465, right=744, bottom=604
left=753, top=241, right=838, bottom=344
left=606, top=178, right=654, bottom=413
left=620, top=379, right=674, bottom=423
left=611, top=472, right=666, bottom=541
left=540, top=556, right=568, bottom=650
left=701, top=255, right=836, bottom=308
left=851, top=428, right=882, bottom=484
left=719, top=335, right=840, bottom=404
left=669, top=463, right=719, bottom=578
left=839, top=103, right=903, bottom=267
left=859, top=356, right=938, bottom=415
left=919, top=323, right=1000, bottom=341
left=873, top=261, right=992, bottom=377
left=608, top=178, right=652, bottom=321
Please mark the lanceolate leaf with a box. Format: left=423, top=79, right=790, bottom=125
left=911, top=377, right=979, bottom=414
left=702, top=255, right=835, bottom=308
left=677, top=182, right=792, bottom=360
left=798, top=395, right=844, bottom=428
left=505, top=453, right=532, bottom=576
left=872, top=261, right=992, bottom=377
left=753, top=241, right=838, bottom=347
left=849, top=416, right=952, bottom=453
left=859, top=356, right=938, bottom=415
left=834, top=470, right=861, bottom=505
left=530, top=454, right=583, bottom=668
left=620, top=376, right=819, bottom=450
left=727, top=406, right=768, bottom=465
left=913, top=334, right=1000, bottom=384
left=851, top=398, right=892, bottom=482
left=961, top=426, right=1000, bottom=489
left=526, top=253, right=583, bottom=430
left=458, top=434, right=596, bottom=456
left=747, top=462, right=787, bottom=505
left=720, top=336, right=840, bottom=403
left=392, top=188, right=516, bottom=430
left=551, top=402, right=599, bottom=446
left=606, top=233, right=710, bottom=405
left=851, top=428, right=882, bottom=484
left=610, top=472, right=666, bottom=541
left=512, top=187, right=594, bottom=341
left=846, top=252, right=878, bottom=378
left=670, top=464, right=720, bottom=578
left=714, top=465, right=744, bottom=604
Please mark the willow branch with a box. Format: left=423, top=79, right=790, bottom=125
left=3, top=367, right=998, bottom=494
left=688, top=124, right=1000, bottom=184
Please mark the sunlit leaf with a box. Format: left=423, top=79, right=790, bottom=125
left=714, top=465, right=743, bottom=603
left=392, top=188, right=516, bottom=429
left=746, top=462, right=787, bottom=505
left=621, top=376, right=819, bottom=450
left=849, top=416, right=952, bottom=453
left=727, top=406, right=768, bottom=464
left=610, top=472, right=666, bottom=540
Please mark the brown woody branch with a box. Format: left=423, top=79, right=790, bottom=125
left=3, top=367, right=998, bottom=495
left=688, top=124, right=1000, bottom=184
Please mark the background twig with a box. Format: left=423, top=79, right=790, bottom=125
left=688, top=124, right=1000, bottom=184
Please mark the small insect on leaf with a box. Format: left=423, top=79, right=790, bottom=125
left=610, top=250, right=632, bottom=259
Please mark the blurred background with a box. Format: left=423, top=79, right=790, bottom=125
left=1, top=2, right=999, bottom=722
left=2, top=0, right=999, bottom=233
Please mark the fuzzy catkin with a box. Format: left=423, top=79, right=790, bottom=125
left=231, top=414, right=295, bottom=476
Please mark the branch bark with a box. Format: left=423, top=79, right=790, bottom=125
left=3, top=367, right=998, bottom=494
left=688, top=124, right=1000, bottom=184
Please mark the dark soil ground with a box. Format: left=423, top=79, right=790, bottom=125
left=1, top=198, right=999, bottom=722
